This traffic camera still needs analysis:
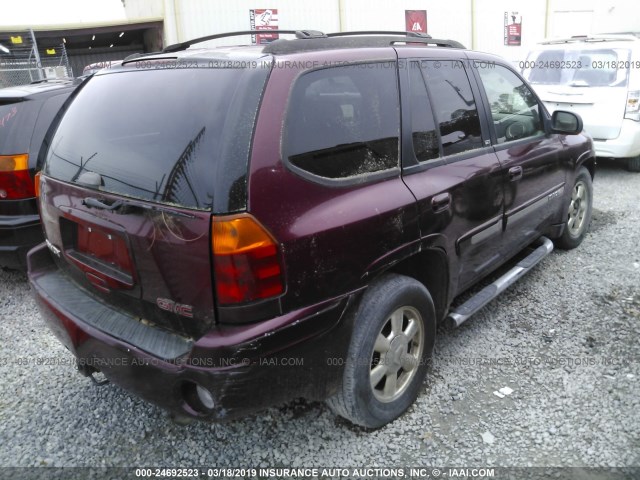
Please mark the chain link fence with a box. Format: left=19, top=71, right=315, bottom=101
left=0, top=29, right=73, bottom=88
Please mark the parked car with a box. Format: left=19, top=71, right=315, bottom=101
left=521, top=34, right=640, bottom=171
left=0, top=78, right=79, bottom=269
left=28, top=30, right=594, bottom=428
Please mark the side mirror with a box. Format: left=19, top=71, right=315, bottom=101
left=551, top=110, right=583, bottom=135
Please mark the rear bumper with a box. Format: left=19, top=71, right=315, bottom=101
left=592, top=119, right=640, bottom=159
left=28, top=242, right=356, bottom=421
left=0, top=213, right=42, bottom=270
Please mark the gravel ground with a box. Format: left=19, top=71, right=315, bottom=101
left=0, top=161, right=638, bottom=474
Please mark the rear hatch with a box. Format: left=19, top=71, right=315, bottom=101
left=39, top=58, right=270, bottom=338
left=523, top=46, right=631, bottom=140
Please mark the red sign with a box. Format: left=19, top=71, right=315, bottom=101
left=504, top=12, right=522, bottom=46
left=405, top=10, right=427, bottom=34
left=250, top=9, right=279, bottom=45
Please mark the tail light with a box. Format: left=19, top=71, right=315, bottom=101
left=212, top=214, right=284, bottom=305
left=34, top=171, right=42, bottom=198
left=625, top=90, right=640, bottom=121
left=0, top=154, right=34, bottom=200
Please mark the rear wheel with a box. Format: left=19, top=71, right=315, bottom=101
left=628, top=156, right=640, bottom=172
left=326, top=274, right=435, bottom=428
left=556, top=167, right=593, bottom=250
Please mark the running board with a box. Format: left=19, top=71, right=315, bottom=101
left=447, top=236, right=554, bottom=328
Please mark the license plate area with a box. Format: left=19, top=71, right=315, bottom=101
left=60, top=217, right=135, bottom=290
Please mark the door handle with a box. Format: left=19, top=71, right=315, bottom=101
left=509, top=166, right=523, bottom=182
left=431, top=193, right=451, bottom=213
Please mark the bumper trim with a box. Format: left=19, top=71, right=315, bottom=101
left=32, top=267, right=193, bottom=360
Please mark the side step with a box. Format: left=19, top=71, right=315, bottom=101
left=447, top=236, right=554, bottom=328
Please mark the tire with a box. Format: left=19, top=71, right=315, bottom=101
left=628, top=156, right=640, bottom=172
left=326, top=274, right=436, bottom=428
left=555, top=167, right=593, bottom=250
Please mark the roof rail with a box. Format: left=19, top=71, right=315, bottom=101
left=29, top=78, right=74, bottom=84
left=326, top=30, right=432, bottom=39
left=162, top=30, right=325, bottom=53
left=263, top=33, right=464, bottom=54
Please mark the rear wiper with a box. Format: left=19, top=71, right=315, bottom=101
left=82, top=197, right=195, bottom=218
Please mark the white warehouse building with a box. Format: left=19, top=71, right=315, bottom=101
left=123, top=0, right=640, bottom=62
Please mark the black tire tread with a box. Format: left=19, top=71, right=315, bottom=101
left=628, top=156, right=640, bottom=172
left=326, top=273, right=435, bottom=428
left=555, top=166, right=593, bottom=250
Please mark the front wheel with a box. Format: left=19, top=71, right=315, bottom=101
left=555, top=167, right=593, bottom=250
left=326, top=274, right=436, bottom=428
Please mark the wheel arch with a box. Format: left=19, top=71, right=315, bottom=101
left=385, top=248, right=450, bottom=323
left=581, top=157, right=596, bottom=179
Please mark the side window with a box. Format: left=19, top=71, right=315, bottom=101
left=421, top=61, right=483, bottom=156
left=408, top=62, right=439, bottom=163
left=478, top=65, right=544, bottom=144
left=283, top=63, right=400, bottom=180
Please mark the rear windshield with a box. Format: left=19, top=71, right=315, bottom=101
left=523, top=48, right=631, bottom=87
left=45, top=66, right=269, bottom=211
left=0, top=100, right=38, bottom=155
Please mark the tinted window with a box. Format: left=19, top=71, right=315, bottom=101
left=0, top=100, right=38, bottom=155
left=478, top=65, right=544, bottom=144
left=45, top=67, right=268, bottom=211
left=284, top=63, right=400, bottom=179
left=421, top=61, right=483, bottom=156
left=409, top=62, right=439, bottom=163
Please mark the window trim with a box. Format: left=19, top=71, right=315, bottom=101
left=401, top=58, right=492, bottom=171
left=281, top=60, right=403, bottom=188
left=470, top=59, right=549, bottom=147
left=403, top=60, right=444, bottom=167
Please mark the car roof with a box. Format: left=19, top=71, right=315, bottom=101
left=0, top=79, right=78, bottom=100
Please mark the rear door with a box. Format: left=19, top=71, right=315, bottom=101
left=40, top=64, right=269, bottom=338
left=397, top=55, right=506, bottom=293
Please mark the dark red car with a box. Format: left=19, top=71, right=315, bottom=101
left=28, top=31, right=594, bottom=428
left=0, top=79, right=78, bottom=269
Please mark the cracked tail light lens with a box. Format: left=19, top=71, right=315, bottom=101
left=0, top=154, right=33, bottom=200
left=212, top=214, right=284, bottom=305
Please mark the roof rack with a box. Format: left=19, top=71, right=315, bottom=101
left=326, top=30, right=432, bottom=39
left=160, top=29, right=464, bottom=55
left=162, top=30, right=326, bottom=53
left=29, top=78, right=74, bottom=84
left=263, top=32, right=464, bottom=54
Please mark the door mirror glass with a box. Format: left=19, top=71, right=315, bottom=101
left=551, top=111, right=583, bottom=135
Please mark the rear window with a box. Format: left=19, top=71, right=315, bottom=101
left=523, top=48, right=631, bottom=87
left=45, top=67, right=269, bottom=211
left=283, top=62, right=400, bottom=180
left=0, top=100, right=39, bottom=155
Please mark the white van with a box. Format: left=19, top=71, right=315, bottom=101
left=522, top=34, right=640, bottom=171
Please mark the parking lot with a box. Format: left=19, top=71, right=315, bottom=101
left=0, top=161, right=638, bottom=469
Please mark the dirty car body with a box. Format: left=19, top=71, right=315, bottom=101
left=28, top=32, right=595, bottom=427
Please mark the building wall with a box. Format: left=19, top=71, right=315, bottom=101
left=123, top=0, right=640, bottom=61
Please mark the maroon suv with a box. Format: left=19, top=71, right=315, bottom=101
left=28, top=31, right=594, bottom=428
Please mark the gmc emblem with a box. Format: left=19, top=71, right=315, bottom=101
left=156, top=298, right=194, bottom=318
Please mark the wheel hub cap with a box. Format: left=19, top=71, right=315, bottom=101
left=369, top=306, right=425, bottom=403
left=388, top=335, right=409, bottom=371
